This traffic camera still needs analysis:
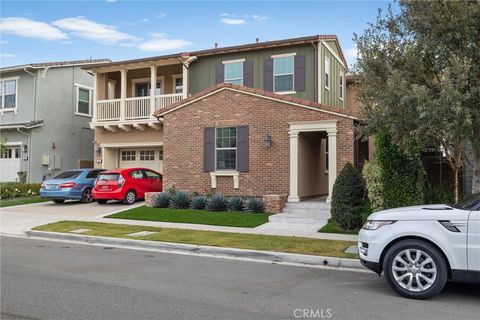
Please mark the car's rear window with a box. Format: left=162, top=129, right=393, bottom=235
left=54, top=171, right=82, bottom=179
left=97, top=173, right=120, bottom=181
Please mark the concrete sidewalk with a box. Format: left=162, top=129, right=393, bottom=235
left=1, top=201, right=357, bottom=241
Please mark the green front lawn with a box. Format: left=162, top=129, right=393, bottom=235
left=106, top=206, right=269, bottom=228
left=318, top=201, right=373, bottom=234
left=0, top=196, right=49, bottom=208
left=34, top=221, right=358, bottom=258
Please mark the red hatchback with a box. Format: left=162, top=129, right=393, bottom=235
left=92, top=168, right=162, bottom=205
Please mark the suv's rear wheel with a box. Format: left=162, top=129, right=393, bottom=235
left=383, top=239, right=447, bottom=299
left=123, top=190, right=136, bottom=205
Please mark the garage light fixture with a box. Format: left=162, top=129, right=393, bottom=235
left=263, top=132, right=272, bottom=148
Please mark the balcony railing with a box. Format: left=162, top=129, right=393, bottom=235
left=95, top=93, right=183, bottom=122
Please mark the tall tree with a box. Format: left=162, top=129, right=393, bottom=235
left=354, top=0, right=480, bottom=201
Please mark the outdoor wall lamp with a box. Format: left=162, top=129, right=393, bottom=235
left=22, top=144, right=28, bottom=153
left=263, top=132, right=272, bottom=148
left=96, top=147, right=102, bottom=156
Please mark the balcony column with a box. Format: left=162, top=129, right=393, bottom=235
left=92, top=72, right=97, bottom=121
left=120, top=69, right=127, bottom=121
left=150, top=65, right=157, bottom=117
left=326, top=129, right=337, bottom=203
left=182, top=63, right=188, bottom=99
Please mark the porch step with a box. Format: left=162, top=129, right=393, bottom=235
left=268, top=199, right=332, bottom=226
left=281, top=207, right=331, bottom=215
left=283, top=202, right=331, bottom=210
left=268, top=215, right=328, bottom=225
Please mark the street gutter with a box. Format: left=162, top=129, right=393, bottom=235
left=25, top=230, right=366, bottom=272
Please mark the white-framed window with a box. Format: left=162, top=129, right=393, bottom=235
left=139, top=150, right=155, bottom=161
left=273, top=54, right=295, bottom=93
left=339, top=71, right=344, bottom=101
left=0, top=78, right=18, bottom=111
left=215, top=127, right=237, bottom=170
left=121, top=150, right=136, bottom=161
left=174, top=78, right=183, bottom=94
left=75, top=84, right=93, bottom=116
left=223, top=60, right=244, bottom=85
left=325, top=57, right=330, bottom=90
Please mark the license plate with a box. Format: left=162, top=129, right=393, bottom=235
left=46, top=184, right=58, bottom=190
left=101, top=186, right=109, bottom=191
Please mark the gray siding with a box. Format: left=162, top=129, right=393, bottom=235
left=0, top=66, right=94, bottom=182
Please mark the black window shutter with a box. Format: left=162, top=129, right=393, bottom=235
left=263, top=58, right=273, bottom=92
left=215, top=64, right=224, bottom=84
left=237, top=126, right=249, bottom=172
left=294, top=55, right=305, bottom=91
left=204, top=127, right=215, bottom=172
left=243, top=61, right=253, bottom=87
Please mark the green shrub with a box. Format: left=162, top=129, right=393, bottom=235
left=331, top=163, right=365, bottom=230
left=153, top=192, right=171, bottom=208
left=425, top=183, right=456, bottom=204
left=206, top=194, right=227, bottom=211
left=244, top=198, right=265, bottom=213
left=227, top=196, right=244, bottom=212
left=168, top=191, right=191, bottom=209
left=375, top=130, right=425, bottom=208
left=362, top=161, right=384, bottom=212
left=190, top=196, right=208, bottom=210
left=0, top=183, right=41, bottom=199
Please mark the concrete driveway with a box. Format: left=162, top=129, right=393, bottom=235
left=0, top=200, right=143, bottom=236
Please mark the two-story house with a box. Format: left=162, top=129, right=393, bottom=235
left=0, top=59, right=110, bottom=183
left=87, top=35, right=368, bottom=202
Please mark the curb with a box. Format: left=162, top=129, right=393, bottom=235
left=25, top=230, right=364, bottom=271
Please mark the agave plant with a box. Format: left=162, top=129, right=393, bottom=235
left=206, top=194, right=227, bottom=212
left=227, top=196, right=244, bottom=212
left=245, top=197, right=265, bottom=213
left=153, top=192, right=171, bottom=208
left=168, top=191, right=191, bottom=209
left=190, top=196, right=208, bottom=210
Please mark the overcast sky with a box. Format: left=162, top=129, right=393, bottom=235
left=0, top=0, right=399, bottom=68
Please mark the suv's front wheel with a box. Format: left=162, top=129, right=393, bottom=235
left=383, top=239, right=448, bottom=299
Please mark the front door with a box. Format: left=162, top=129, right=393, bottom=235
left=0, top=146, right=21, bottom=182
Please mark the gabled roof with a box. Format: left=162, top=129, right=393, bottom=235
left=0, top=59, right=111, bottom=72
left=86, top=35, right=342, bottom=70
left=155, top=83, right=357, bottom=120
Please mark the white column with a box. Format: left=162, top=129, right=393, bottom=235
left=327, top=130, right=337, bottom=202
left=92, top=72, right=98, bottom=121
left=182, top=63, right=188, bottom=99
left=120, top=69, right=127, bottom=121
left=288, top=130, right=300, bottom=202
left=150, top=65, right=157, bottom=117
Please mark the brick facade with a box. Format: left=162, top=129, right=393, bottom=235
left=162, top=87, right=355, bottom=197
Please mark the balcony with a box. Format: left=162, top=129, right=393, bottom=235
left=96, top=94, right=183, bottom=122
left=90, top=60, right=188, bottom=131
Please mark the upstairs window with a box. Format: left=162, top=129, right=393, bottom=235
left=273, top=55, right=294, bottom=93
left=325, top=58, right=330, bottom=90
left=339, top=71, right=344, bottom=100
left=224, top=61, right=243, bottom=85
left=216, top=127, right=237, bottom=170
left=0, top=79, right=17, bottom=110
left=76, top=85, right=92, bottom=116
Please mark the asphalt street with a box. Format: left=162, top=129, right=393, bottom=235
left=1, top=236, right=479, bottom=320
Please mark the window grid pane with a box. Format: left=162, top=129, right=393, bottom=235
left=215, top=127, right=237, bottom=170
left=121, top=151, right=136, bottom=161
left=224, top=62, right=243, bottom=85
left=274, top=56, right=294, bottom=75
left=274, top=75, right=293, bottom=93
left=216, top=150, right=236, bottom=170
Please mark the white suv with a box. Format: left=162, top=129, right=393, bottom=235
left=358, top=193, right=480, bottom=299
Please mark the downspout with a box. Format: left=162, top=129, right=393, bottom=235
left=23, top=67, right=37, bottom=183
left=310, top=41, right=318, bottom=103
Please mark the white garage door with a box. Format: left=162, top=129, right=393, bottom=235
left=119, top=148, right=163, bottom=173
left=0, top=146, right=21, bottom=182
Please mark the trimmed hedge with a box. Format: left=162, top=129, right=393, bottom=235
left=362, top=161, right=384, bottom=212
left=0, top=183, right=41, bottom=199
left=375, top=130, right=425, bottom=208
left=331, top=164, right=365, bottom=230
